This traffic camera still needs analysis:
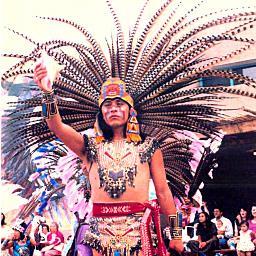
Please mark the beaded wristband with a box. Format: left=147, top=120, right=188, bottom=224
left=42, top=90, right=58, bottom=119
left=168, top=211, right=183, bottom=240
left=42, top=89, right=55, bottom=101
left=171, top=227, right=182, bottom=240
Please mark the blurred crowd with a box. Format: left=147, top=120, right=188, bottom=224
left=1, top=203, right=256, bottom=256
left=180, top=203, right=256, bottom=256
left=1, top=213, right=66, bottom=256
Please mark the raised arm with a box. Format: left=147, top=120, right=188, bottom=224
left=34, top=63, right=87, bottom=161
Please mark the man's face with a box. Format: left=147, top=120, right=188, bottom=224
left=213, top=209, right=222, bottom=218
left=101, top=98, right=129, bottom=128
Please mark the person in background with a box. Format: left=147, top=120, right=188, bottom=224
left=1, top=219, right=38, bottom=256
left=235, top=208, right=249, bottom=236
left=228, top=207, right=250, bottom=251
left=248, top=204, right=256, bottom=250
left=216, top=219, right=226, bottom=239
left=1, top=213, right=12, bottom=256
left=211, top=207, right=233, bottom=249
left=36, top=224, right=50, bottom=251
left=191, top=202, right=210, bottom=226
left=41, top=222, right=64, bottom=256
left=236, top=221, right=255, bottom=256
left=187, top=212, right=219, bottom=256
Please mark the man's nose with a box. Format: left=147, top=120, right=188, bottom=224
left=110, top=104, right=118, bottom=111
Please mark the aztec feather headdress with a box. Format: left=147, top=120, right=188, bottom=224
left=1, top=0, right=256, bottom=216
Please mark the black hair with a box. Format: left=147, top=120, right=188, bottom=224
left=40, top=223, right=50, bottom=232
left=1, top=213, right=7, bottom=226
left=97, top=108, right=146, bottom=142
left=239, top=220, right=249, bottom=228
left=97, top=111, right=117, bottom=141
left=239, top=206, right=248, bottom=212
left=199, top=211, right=211, bottom=222
left=13, top=221, right=27, bottom=241
left=13, top=229, right=25, bottom=241
left=213, top=207, right=223, bottom=213
left=97, top=97, right=147, bottom=142
left=198, top=212, right=213, bottom=230
left=20, top=232, right=25, bottom=240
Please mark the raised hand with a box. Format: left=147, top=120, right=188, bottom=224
left=34, top=52, right=63, bottom=92
left=34, top=63, right=52, bottom=92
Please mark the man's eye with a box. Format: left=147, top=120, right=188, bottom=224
left=103, top=102, right=111, bottom=107
left=116, top=101, right=123, bottom=106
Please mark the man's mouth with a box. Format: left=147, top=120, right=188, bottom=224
left=109, top=115, right=120, bottom=119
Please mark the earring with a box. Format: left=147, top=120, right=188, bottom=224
left=94, top=113, right=104, bottom=143
left=126, top=108, right=141, bottom=143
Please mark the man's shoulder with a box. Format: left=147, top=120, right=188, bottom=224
left=221, top=216, right=232, bottom=221
left=140, top=136, right=159, bottom=145
left=138, top=136, right=160, bottom=162
left=138, top=136, right=160, bottom=151
left=211, top=218, right=217, bottom=223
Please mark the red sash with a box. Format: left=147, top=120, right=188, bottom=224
left=93, top=200, right=167, bottom=256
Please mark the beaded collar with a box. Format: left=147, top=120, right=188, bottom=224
left=84, top=135, right=159, bottom=198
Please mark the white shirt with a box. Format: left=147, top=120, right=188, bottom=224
left=211, top=216, right=233, bottom=238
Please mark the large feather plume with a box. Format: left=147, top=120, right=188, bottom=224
left=1, top=0, right=256, bottom=205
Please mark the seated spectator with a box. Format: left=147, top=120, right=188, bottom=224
left=248, top=204, right=256, bottom=246
left=235, top=207, right=249, bottom=236
left=236, top=221, right=255, bottom=256
left=36, top=224, right=50, bottom=251
left=216, top=219, right=226, bottom=239
left=41, top=222, right=64, bottom=256
left=211, top=207, right=233, bottom=249
left=187, top=212, right=219, bottom=256
left=1, top=213, right=12, bottom=256
left=1, top=219, right=37, bottom=256
left=191, top=202, right=210, bottom=226
left=228, top=207, right=249, bottom=250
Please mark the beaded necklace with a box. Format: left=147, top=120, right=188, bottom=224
left=98, top=140, right=138, bottom=198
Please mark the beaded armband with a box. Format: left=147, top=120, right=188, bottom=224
left=168, top=212, right=183, bottom=240
left=42, top=90, right=58, bottom=119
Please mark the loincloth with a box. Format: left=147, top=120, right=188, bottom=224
left=83, top=201, right=167, bottom=256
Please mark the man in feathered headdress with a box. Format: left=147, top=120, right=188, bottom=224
left=34, top=64, right=184, bottom=255
left=3, top=0, right=256, bottom=255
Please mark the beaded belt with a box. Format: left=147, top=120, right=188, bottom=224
left=93, top=200, right=167, bottom=256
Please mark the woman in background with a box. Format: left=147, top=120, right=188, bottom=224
left=187, top=212, right=219, bottom=256
left=41, top=222, right=64, bottom=256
